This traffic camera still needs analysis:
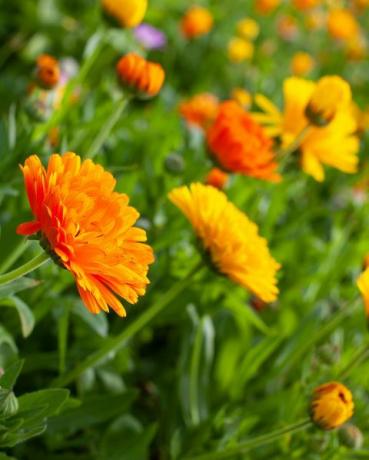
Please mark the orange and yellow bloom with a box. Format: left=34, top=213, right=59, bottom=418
left=291, top=52, right=315, bottom=76
left=327, top=8, right=359, bottom=42
left=311, top=382, right=354, bottom=430
left=205, top=168, right=228, bottom=189
left=228, top=38, right=254, bottom=63
left=169, top=183, right=280, bottom=302
left=17, top=153, right=154, bottom=316
left=179, top=93, right=219, bottom=131
left=36, top=54, right=60, bottom=88
left=357, top=268, right=369, bottom=318
left=181, top=6, right=213, bottom=39
left=207, top=101, right=280, bottom=182
left=101, top=0, right=147, bottom=28
left=116, top=53, right=165, bottom=97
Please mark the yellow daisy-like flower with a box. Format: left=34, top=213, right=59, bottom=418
left=254, top=76, right=359, bottom=181
left=168, top=183, right=280, bottom=303
left=101, top=0, right=147, bottom=28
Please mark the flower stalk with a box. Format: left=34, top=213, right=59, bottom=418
left=277, top=124, right=310, bottom=160
left=0, top=252, right=50, bottom=286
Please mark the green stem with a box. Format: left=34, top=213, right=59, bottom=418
left=85, top=97, right=129, bottom=159
left=50, top=262, right=205, bottom=388
left=183, top=419, right=312, bottom=460
left=338, top=339, right=369, bottom=379
left=0, top=239, right=29, bottom=274
left=0, top=252, right=50, bottom=286
left=277, top=125, right=310, bottom=160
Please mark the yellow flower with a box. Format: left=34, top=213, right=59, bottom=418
left=237, top=18, right=260, bottom=40
left=168, top=183, right=280, bottom=303
left=231, top=87, right=252, bottom=108
left=306, top=76, right=351, bottom=126
left=327, top=8, right=359, bottom=42
left=228, top=38, right=254, bottom=63
left=291, top=52, right=315, bottom=76
left=357, top=268, right=369, bottom=318
left=311, top=382, right=354, bottom=430
left=101, top=0, right=147, bottom=28
left=254, top=77, right=359, bottom=181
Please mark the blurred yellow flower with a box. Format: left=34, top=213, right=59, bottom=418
left=254, top=77, right=359, bottom=181
left=101, top=0, right=147, bottom=28
left=237, top=18, right=260, bottom=40
left=327, top=8, right=359, bottom=42
left=255, top=0, right=280, bottom=14
left=231, top=87, right=252, bottom=108
left=306, top=76, right=351, bottom=126
left=228, top=38, right=254, bottom=62
left=357, top=268, right=369, bottom=318
left=311, top=382, right=354, bottom=430
left=291, top=52, right=315, bottom=76
left=168, top=183, right=280, bottom=303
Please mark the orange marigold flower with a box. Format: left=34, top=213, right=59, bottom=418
left=327, top=8, right=359, bottom=42
left=179, top=93, right=219, bottom=131
left=207, top=101, right=281, bottom=182
left=17, top=153, right=154, bottom=317
left=293, top=0, right=320, bottom=10
left=101, top=0, right=147, bottom=28
left=311, top=382, right=354, bottom=430
left=181, top=6, right=213, bottom=39
left=116, top=53, right=165, bottom=97
left=291, top=52, right=315, bottom=76
left=255, top=0, right=280, bottom=15
left=36, top=54, right=60, bottom=88
left=205, top=168, right=228, bottom=189
left=168, top=183, right=280, bottom=302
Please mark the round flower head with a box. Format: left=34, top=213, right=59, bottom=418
left=207, top=101, right=280, bottom=182
left=168, top=183, right=280, bottom=303
left=306, top=76, right=351, bottom=126
left=179, top=93, right=219, bottom=131
left=311, top=382, right=354, bottom=430
left=327, top=9, right=359, bottom=42
left=237, top=18, right=260, bottom=40
left=181, top=6, right=213, bottom=39
left=116, top=53, right=165, bottom=98
left=101, top=0, right=147, bottom=28
left=228, top=38, right=254, bottom=63
left=205, top=168, right=228, bottom=189
left=36, top=54, right=60, bottom=89
left=255, top=0, right=280, bottom=15
left=17, top=153, right=154, bottom=316
left=291, top=52, right=315, bottom=76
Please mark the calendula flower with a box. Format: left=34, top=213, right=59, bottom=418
left=237, top=18, right=260, bottom=40
left=254, top=77, right=359, bottom=181
left=116, top=53, right=165, bottom=97
left=36, top=54, right=60, bottom=89
left=17, top=153, right=154, bottom=316
left=231, top=87, right=252, bottom=108
left=357, top=268, right=369, bottom=318
left=291, top=52, right=315, bottom=76
left=311, top=382, right=354, bottom=430
left=181, top=6, right=213, bottom=39
left=293, top=0, right=320, bottom=10
left=179, top=93, right=219, bottom=131
left=306, top=76, right=351, bottom=126
left=101, top=0, right=147, bottom=28
left=168, top=183, right=280, bottom=302
left=205, top=168, right=228, bottom=189
left=207, top=101, right=280, bottom=182
left=228, top=38, right=254, bottom=62
left=255, top=0, right=280, bottom=14
left=327, top=8, right=359, bottom=42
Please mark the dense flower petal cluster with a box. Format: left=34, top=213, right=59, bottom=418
left=17, top=153, right=154, bottom=316
left=207, top=101, right=280, bottom=182
left=168, top=183, right=280, bottom=302
left=179, top=93, right=219, bottom=130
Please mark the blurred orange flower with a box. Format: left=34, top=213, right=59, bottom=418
left=169, top=183, right=280, bottom=302
left=36, top=54, right=60, bottom=88
left=116, top=53, right=165, bottom=97
left=179, top=93, right=219, bottom=130
left=293, top=0, right=320, bottom=10
left=255, top=0, right=280, bottom=14
left=291, top=52, right=315, bottom=76
left=101, top=0, right=147, bottom=28
left=205, top=168, right=228, bottom=189
left=327, top=8, right=359, bottom=42
left=277, top=14, right=299, bottom=41
left=228, top=38, right=254, bottom=62
left=17, top=153, right=154, bottom=316
left=357, top=268, right=369, bottom=318
left=207, top=101, right=280, bottom=182
left=181, top=6, right=213, bottom=39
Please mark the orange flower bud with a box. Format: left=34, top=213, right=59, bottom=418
left=36, top=54, right=60, bottom=88
left=181, top=6, right=213, bottom=39
left=116, top=53, right=165, bottom=97
left=205, top=168, right=228, bottom=189
left=291, top=52, right=315, bottom=76
left=311, top=382, right=354, bottom=430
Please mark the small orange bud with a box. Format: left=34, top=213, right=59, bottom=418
left=36, top=54, right=60, bottom=88
left=311, top=382, right=354, bottom=430
left=205, top=168, right=229, bottom=189
left=291, top=52, right=315, bottom=76
left=116, top=53, right=165, bottom=98
left=181, top=6, right=213, bottom=39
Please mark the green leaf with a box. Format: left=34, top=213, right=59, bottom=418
left=0, top=277, right=39, bottom=299
left=0, top=296, right=35, bottom=338
left=72, top=301, right=108, bottom=337
left=16, top=389, right=70, bottom=420
left=0, top=360, right=24, bottom=390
